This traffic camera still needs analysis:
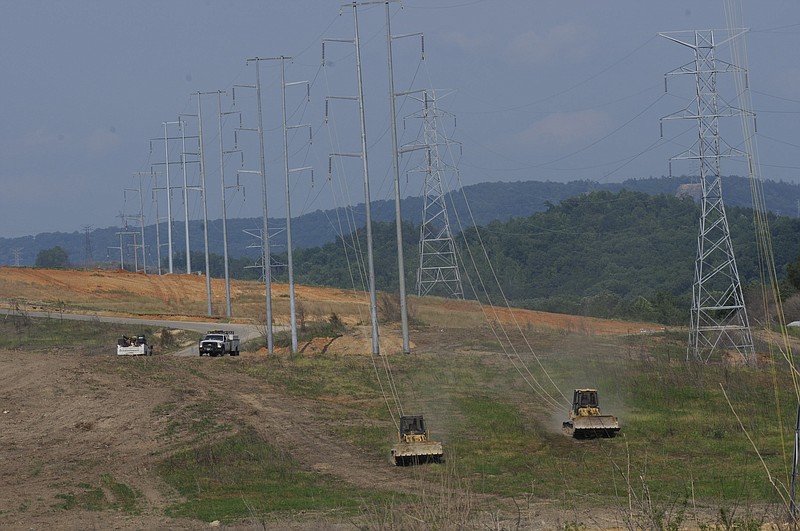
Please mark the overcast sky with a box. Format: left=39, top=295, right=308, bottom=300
left=2, top=1, right=799, bottom=240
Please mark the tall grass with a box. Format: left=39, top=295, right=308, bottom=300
left=0, top=313, right=144, bottom=352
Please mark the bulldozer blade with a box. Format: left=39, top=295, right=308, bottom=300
left=390, top=441, right=444, bottom=466
left=563, top=415, right=620, bottom=439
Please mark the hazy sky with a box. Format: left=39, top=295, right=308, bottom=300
left=2, top=1, right=799, bottom=239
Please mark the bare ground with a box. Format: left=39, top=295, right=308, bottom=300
left=0, top=348, right=441, bottom=529
left=1, top=347, right=649, bottom=531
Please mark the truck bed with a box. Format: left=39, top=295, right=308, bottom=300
left=116, top=345, right=151, bottom=356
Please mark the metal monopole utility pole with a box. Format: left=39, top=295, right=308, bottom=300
left=163, top=121, right=179, bottom=274
left=180, top=119, right=192, bottom=274
left=385, top=0, right=410, bottom=354
left=196, top=92, right=214, bottom=316
left=353, top=2, right=381, bottom=356
left=217, top=91, right=233, bottom=318
left=246, top=57, right=275, bottom=353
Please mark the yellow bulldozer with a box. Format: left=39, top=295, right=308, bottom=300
left=562, top=388, right=620, bottom=439
left=390, top=415, right=443, bottom=466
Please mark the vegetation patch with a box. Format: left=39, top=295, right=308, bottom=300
left=272, top=312, right=348, bottom=349
left=236, top=354, right=391, bottom=455
left=0, top=314, right=127, bottom=351
left=152, top=392, right=231, bottom=441
left=110, top=357, right=175, bottom=384
left=54, top=474, right=141, bottom=513
left=239, top=354, right=380, bottom=401
left=157, top=429, right=396, bottom=522
left=0, top=313, right=187, bottom=355
left=448, top=395, right=545, bottom=496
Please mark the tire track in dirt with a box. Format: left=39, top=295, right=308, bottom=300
left=0, top=350, right=202, bottom=529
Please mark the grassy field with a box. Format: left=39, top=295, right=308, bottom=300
left=3, top=311, right=796, bottom=529
left=237, top=331, right=797, bottom=499
left=0, top=309, right=197, bottom=355
left=157, top=429, right=403, bottom=521
left=180, top=330, right=798, bottom=527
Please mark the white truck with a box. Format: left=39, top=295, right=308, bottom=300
left=116, top=335, right=153, bottom=356
left=199, top=330, right=240, bottom=357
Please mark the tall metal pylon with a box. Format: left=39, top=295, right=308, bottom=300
left=661, top=29, right=755, bottom=363
left=11, top=248, right=22, bottom=267
left=278, top=56, right=312, bottom=354
left=124, top=178, right=147, bottom=273
left=403, top=90, right=463, bottom=299
left=82, top=225, right=94, bottom=269
left=194, top=91, right=216, bottom=316
left=150, top=169, right=163, bottom=274
left=217, top=90, right=238, bottom=318
left=385, top=0, right=413, bottom=354
left=324, top=3, right=381, bottom=356
left=236, top=57, right=277, bottom=353
left=150, top=121, right=189, bottom=274
left=176, top=116, right=200, bottom=275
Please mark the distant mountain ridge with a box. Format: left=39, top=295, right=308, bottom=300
left=2, top=175, right=799, bottom=267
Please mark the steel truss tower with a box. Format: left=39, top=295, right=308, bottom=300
left=404, top=90, right=463, bottom=298
left=82, top=225, right=94, bottom=269
left=124, top=177, right=147, bottom=273
left=661, top=30, right=754, bottom=363
left=11, top=248, right=22, bottom=267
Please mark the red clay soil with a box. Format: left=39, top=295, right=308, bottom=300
left=0, top=267, right=661, bottom=335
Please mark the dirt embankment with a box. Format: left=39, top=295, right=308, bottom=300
left=0, top=267, right=661, bottom=336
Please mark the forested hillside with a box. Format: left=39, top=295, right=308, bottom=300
left=4, top=176, right=799, bottom=268
left=284, top=190, right=800, bottom=325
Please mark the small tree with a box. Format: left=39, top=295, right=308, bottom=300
left=35, top=246, right=70, bottom=268
left=788, top=255, right=800, bottom=292
left=377, top=292, right=416, bottom=324
left=159, top=328, right=176, bottom=349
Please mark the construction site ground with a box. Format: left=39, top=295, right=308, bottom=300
left=1, top=267, right=778, bottom=530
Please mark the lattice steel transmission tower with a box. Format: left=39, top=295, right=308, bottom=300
left=82, top=225, right=94, bottom=269
left=404, top=90, right=463, bottom=298
left=123, top=178, right=147, bottom=274
left=661, top=29, right=754, bottom=363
